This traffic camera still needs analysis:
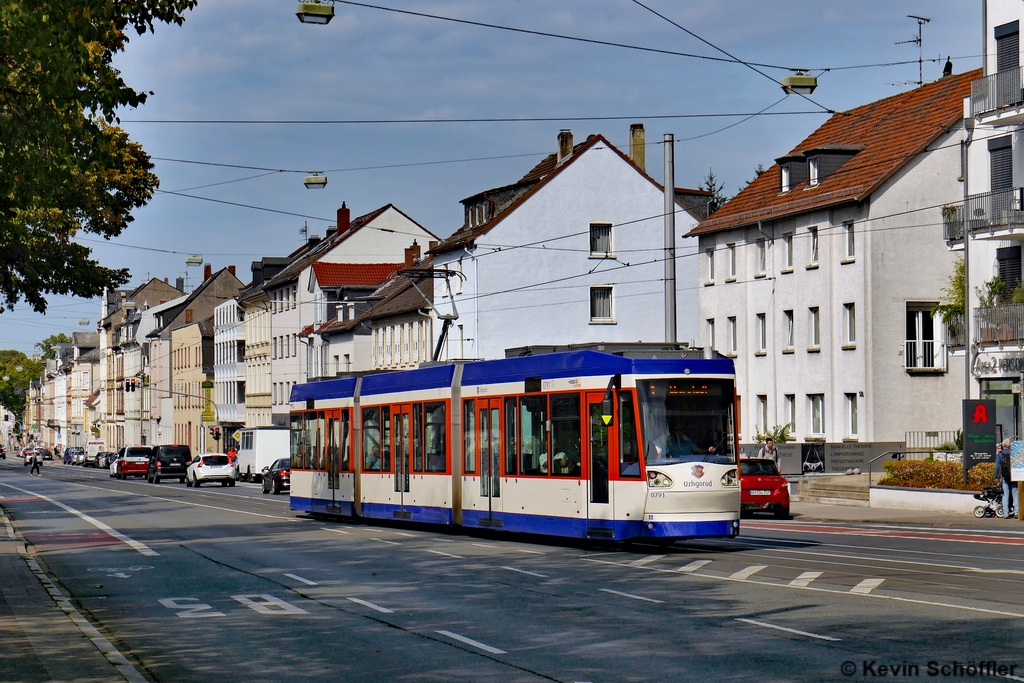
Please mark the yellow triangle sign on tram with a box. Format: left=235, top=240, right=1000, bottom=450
left=601, top=414, right=612, bottom=426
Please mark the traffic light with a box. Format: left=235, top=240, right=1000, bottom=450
left=123, top=378, right=137, bottom=393
left=214, top=428, right=221, bottom=442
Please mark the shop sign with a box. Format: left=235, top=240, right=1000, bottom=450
left=975, top=353, right=1024, bottom=375
left=963, top=399, right=997, bottom=477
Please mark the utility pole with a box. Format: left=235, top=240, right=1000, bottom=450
left=664, top=133, right=677, bottom=343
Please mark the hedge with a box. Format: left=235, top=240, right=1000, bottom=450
left=877, top=460, right=996, bottom=491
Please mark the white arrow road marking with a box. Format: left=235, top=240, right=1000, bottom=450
left=629, top=554, right=665, bottom=567
left=850, top=578, right=885, bottom=595
left=736, top=618, right=841, bottom=642
left=730, top=565, right=767, bottom=580
left=283, top=573, right=318, bottom=586
left=0, top=482, right=158, bottom=556
left=158, top=598, right=225, bottom=618
left=789, top=571, right=822, bottom=587
left=232, top=594, right=308, bottom=615
left=599, top=588, right=664, bottom=604
left=677, top=560, right=711, bottom=573
left=347, top=597, right=394, bottom=614
left=436, top=630, right=507, bottom=654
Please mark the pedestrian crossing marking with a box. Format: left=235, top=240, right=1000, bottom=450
left=788, top=571, right=822, bottom=587
left=678, top=560, right=711, bottom=573
left=629, top=554, right=665, bottom=567
left=850, top=578, right=885, bottom=594
left=730, top=565, right=767, bottom=580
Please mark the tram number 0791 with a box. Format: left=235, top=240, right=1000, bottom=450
left=649, top=491, right=665, bottom=498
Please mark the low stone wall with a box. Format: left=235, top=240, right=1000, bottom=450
left=869, top=486, right=980, bottom=514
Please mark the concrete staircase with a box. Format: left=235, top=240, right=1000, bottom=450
left=790, top=474, right=870, bottom=507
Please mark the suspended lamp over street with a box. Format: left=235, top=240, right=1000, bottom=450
left=304, top=172, right=328, bottom=189
left=296, top=2, right=334, bottom=25
left=184, top=254, right=203, bottom=265
left=780, top=70, right=817, bottom=95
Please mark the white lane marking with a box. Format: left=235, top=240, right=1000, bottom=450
left=473, top=543, right=497, bottom=548
left=735, top=618, right=841, bottom=642
left=966, top=568, right=1024, bottom=575
left=598, top=588, right=664, bottom=604
left=426, top=549, right=465, bottom=559
left=850, top=578, right=885, bottom=595
left=232, top=594, right=308, bottom=615
left=435, top=629, right=507, bottom=655
left=0, top=482, right=158, bottom=556
left=370, top=537, right=400, bottom=546
left=321, top=527, right=351, bottom=535
left=755, top=546, right=989, bottom=572
left=629, top=554, right=665, bottom=567
left=730, top=565, right=767, bottom=580
left=500, top=566, right=548, bottom=578
left=393, top=531, right=417, bottom=538
left=158, top=597, right=225, bottom=618
left=517, top=549, right=545, bottom=555
left=678, top=560, right=711, bottom=573
left=789, top=571, right=822, bottom=588
left=64, top=481, right=299, bottom=521
left=347, top=597, right=394, bottom=614
left=284, top=573, right=318, bottom=586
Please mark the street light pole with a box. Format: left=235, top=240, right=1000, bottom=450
left=962, top=109, right=974, bottom=401
left=664, top=133, right=677, bottom=343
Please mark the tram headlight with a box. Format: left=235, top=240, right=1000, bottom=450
left=647, top=470, right=673, bottom=488
left=720, top=468, right=738, bottom=487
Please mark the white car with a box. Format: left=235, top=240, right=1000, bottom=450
left=186, top=453, right=236, bottom=488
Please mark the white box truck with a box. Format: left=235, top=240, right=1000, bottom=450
left=236, top=428, right=289, bottom=482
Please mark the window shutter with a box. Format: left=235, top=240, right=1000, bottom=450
left=996, top=22, right=1019, bottom=72
left=990, top=143, right=1013, bottom=191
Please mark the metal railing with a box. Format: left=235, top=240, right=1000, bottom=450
left=971, top=66, right=1024, bottom=117
left=905, top=430, right=960, bottom=452
left=942, top=187, right=1024, bottom=242
left=975, top=303, right=1024, bottom=345
left=867, top=451, right=902, bottom=487
left=944, top=315, right=965, bottom=348
left=904, top=340, right=947, bottom=371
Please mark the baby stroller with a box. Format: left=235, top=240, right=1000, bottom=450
left=974, top=486, right=1007, bottom=518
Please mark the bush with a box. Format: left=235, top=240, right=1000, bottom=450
left=878, top=460, right=995, bottom=491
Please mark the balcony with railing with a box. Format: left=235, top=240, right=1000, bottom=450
left=975, top=303, right=1024, bottom=347
left=904, top=339, right=947, bottom=372
left=943, top=187, right=1024, bottom=245
left=944, top=314, right=965, bottom=349
left=971, top=66, right=1024, bottom=124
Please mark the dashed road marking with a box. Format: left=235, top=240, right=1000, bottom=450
left=321, top=527, right=351, bottom=535
left=393, top=531, right=416, bottom=538
left=850, top=578, right=885, bottom=595
left=436, top=629, right=507, bottom=655
left=517, top=549, right=545, bottom=555
left=599, top=588, right=664, bottom=604
left=629, top=554, right=665, bottom=567
left=789, top=571, right=822, bottom=588
left=730, top=565, right=767, bottom=580
left=473, top=543, right=497, bottom=548
left=284, top=573, right=318, bottom=586
left=500, top=566, right=548, bottom=578
left=347, top=597, right=394, bottom=614
left=370, top=537, right=400, bottom=546
left=426, top=549, right=465, bottom=559
left=677, top=560, right=711, bottom=573
left=735, top=618, right=841, bottom=642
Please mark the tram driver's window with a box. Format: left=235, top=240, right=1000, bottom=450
left=424, top=402, right=447, bottom=472
left=464, top=400, right=477, bottom=474
left=362, top=408, right=382, bottom=471
left=619, top=391, right=641, bottom=477
left=519, top=395, right=547, bottom=475
left=289, top=413, right=303, bottom=469
left=550, top=394, right=581, bottom=477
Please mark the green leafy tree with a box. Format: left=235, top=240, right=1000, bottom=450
left=0, top=350, right=43, bottom=419
left=932, top=256, right=964, bottom=331
left=0, top=0, right=198, bottom=314
left=699, top=168, right=729, bottom=217
left=755, top=423, right=792, bottom=444
left=35, top=333, right=73, bottom=361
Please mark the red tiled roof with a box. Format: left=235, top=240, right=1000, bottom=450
left=689, top=70, right=980, bottom=236
left=311, top=262, right=402, bottom=288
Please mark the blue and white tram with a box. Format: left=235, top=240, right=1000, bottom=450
left=288, top=350, right=740, bottom=540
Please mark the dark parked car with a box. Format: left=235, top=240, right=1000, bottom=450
left=261, top=458, right=291, bottom=495
left=65, top=446, right=85, bottom=465
left=147, top=444, right=192, bottom=484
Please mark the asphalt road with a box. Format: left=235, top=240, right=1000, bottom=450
left=2, top=458, right=1024, bottom=683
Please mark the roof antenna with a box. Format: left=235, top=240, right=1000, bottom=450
left=299, top=221, right=308, bottom=242
left=896, top=15, right=931, bottom=87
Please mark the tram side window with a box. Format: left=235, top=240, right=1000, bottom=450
left=519, top=395, right=547, bottom=475
left=504, top=397, right=517, bottom=476
left=302, top=412, right=317, bottom=470
left=619, top=391, right=641, bottom=478
left=412, top=404, right=423, bottom=472
left=424, top=402, right=446, bottom=472
left=381, top=406, right=391, bottom=472
left=464, top=400, right=476, bottom=474
left=290, top=413, right=303, bottom=469
left=328, top=415, right=339, bottom=473
left=550, top=394, right=581, bottom=477
left=341, top=410, right=351, bottom=472
left=315, top=411, right=325, bottom=470
left=362, top=408, right=382, bottom=471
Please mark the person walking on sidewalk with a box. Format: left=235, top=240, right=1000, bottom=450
left=995, top=439, right=1016, bottom=518
left=29, top=451, right=41, bottom=477
left=757, top=438, right=778, bottom=465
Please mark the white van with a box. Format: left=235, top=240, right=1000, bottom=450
left=86, top=439, right=106, bottom=461
left=236, top=428, right=289, bottom=482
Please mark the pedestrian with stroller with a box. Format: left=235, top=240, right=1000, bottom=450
left=29, top=451, right=41, bottom=477
left=995, top=439, right=1017, bottom=518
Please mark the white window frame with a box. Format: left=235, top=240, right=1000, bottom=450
left=757, top=395, right=768, bottom=434
left=706, top=248, right=716, bottom=283
left=809, top=394, right=825, bottom=436
left=809, top=227, right=819, bottom=265
left=844, top=303, right=856, bottom=346
left=706, top=318, right=716, bottom=352
left=808, top=156, right=820, bottom=187
left=589, top=286, right=615, bottom=323
left=809, top=307, right=820, bottom=349
left=727, top=244, right=737, bottom=279
left=844, top=221, right=855, bottom=259
left=728, top=316, right=738, bottom=355
left=785, top=394, right=796, bottom=432
left=756, top=313, right=767, bottom=353
left=781, top=164, right=791, bottom=193
left=589, top=222, right=613, bottom=257
left=755, top=239, right=766, bottom=276
left=846, top=393, right=858, bottom=438
left=783, top=234, right=793, bottom=269
left=783, top=309, right=794, bottom=350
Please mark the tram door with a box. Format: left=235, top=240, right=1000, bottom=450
left=478, top=399, right=503, bottom=524
left=585, top=393, right=615, bottom=526
left=393, top=405, right=412, bottom=510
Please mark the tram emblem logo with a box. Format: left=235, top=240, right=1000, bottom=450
left=691, top=465, right=705, bottom=479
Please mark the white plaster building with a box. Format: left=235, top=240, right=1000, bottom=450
left=213, top=298, right=246, bottom=446
left=430, top=127, right=709, bottom=362
left=691, top=71, right=976, bottom=453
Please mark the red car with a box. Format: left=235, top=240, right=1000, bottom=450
left=113, top=446, right=155, bottom=479
left=740, top=458, right=790, bottom=519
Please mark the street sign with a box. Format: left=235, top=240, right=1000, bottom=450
left=963, top=399, right=997, bottom=479
left=1012, top=440, right=1024, bottom=482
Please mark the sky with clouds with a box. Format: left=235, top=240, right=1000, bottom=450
left=3, top=0, right=980, bottom=353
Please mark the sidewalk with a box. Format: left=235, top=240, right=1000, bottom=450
left=790, top=501, right=1024, bottom=530
left=0, top=507, right=138, bottom=683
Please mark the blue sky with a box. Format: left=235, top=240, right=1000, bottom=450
left=2, top=0, right=980, bottom=352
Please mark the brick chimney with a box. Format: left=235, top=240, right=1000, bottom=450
left=557, top=129, right=573, bottom=165
left=630, top=123, right=645, bottom=172
left=404, top=241, right=421, bottom=269
left=203, top=263, right=212, bottom=282
left=337, top=202, right=350, bottom=234
left=428, top=240, right=438, bottom=252
left=228, top=265, right=236, bottom=277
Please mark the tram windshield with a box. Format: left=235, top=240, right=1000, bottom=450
left=637, top=379, right=735, bottom=465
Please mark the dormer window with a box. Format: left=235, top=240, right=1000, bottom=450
left=808, top=156, right=820, bottom=187
left=780, top=164, right=791, bottom=193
